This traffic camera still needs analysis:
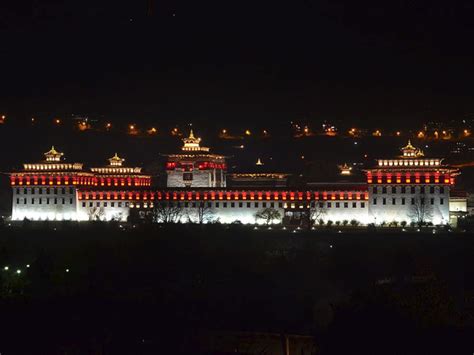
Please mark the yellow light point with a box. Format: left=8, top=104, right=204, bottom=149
left=222, top=129, right=227, bottom=134
left=148, top=127, right=157, bottom=134
left=373, top=130, right=381, bottom=137
left=304, top=126, right=309, bottom=134
left=464, top=129, right=470, bottom=136
left=106, top=123, right=112, bottom=129
left=396, top=131, right=401, bottom=136
left=245, top=129, right=251, bottom=136
left=31, top=118, right=35, bottom=123
left=1, top=115, right=5, bottom=119
left=434, top=131, right=439, bottom=138
left=129, top=124, right=135, bottom=130
left=55, top=119, right=61, bottom=124
left=301, top=155, right=305, bottom=159
left=442, top=130, right=447, bottom=135
left=417, top=131, right=424, bottom=138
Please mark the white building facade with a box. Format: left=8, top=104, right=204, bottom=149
left=9, top=141, right=459, bottom=226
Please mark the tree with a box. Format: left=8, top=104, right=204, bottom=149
left=152, top=202, right=184, bottom=223
left=188, top=202, right=214, bottom=224
left=88, top=207, right=105, bottom=221
left=255, top=208, right=282, bottom=225
left=308, top=203, right=327, bottom=227
left=409, top=195, right=433, bottom=226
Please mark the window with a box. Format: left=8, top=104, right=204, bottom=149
left=420, top=186, right=425, bottom=194
left=223, top=202, right=227, bottom=208
left=31, top=198, right=35, bottom=204
left=270, top=202, right=275, bottom=208
left=96, top=202, right=100, bottom=207
left=54, top=198, right=57, bottom=204
left=16, top=198, right=19, bottom=204
left=411, top=186, right=416, bottom=194
left=361, top=202, right=365, bottom=208
left=62, top=198, right=65, bottom=204
left=373, top=198, right=377, bottom=205
left=391, top=186, right=396, bottom=194
left=430, top=198, right=434, bottom=205
left=39, top=198, right=42, bottom=205
left=411, top=198, right=415, bottom=205
left=47, top=198, right=50, bottom=204
left=440, top=198, right=444, bottom=205
left=54, top=188, right=58, bottom=194
left=430, top=186, right=435, bottom=194
left=89, top=202, right=93, bottom=207
left=401, top=186, right=406, bottom=194
left=278, top=202, right=283, bottom=208
left=215, top=202, right=220, bottom=208
left=254, top=202, right=259, bottom=208
left=46, top=188, right=50, bottom=194
left=183, top=172, right=193, bottom=181
left=247, top=202, right=251, bottom=208
left=69, top=187, right=74, bottom=194
left=23, top=198, right=27, bottom=204
left=191, top=202, right=196, bottom=208
left=382, top=187, right=387, bottom=194
left=344, top=202, right=348, bottom=208
left=352, top=202, right=357, bottom=208
left=420, top=198, right=425, bottom=205
left=231, top=202, right=235, bottom=208
left=440, top=187, right=445, bottom=194
left=262, top=202, right=267, bottom=208
left=327, top=202, right=332, bottom=208
left=382, top=198, right=386, bottom=205
left=336, top=202, right=340, bottom=208
left=118, top=202, right=122, bottom=207
left=70, top=198, right=73, bottom=204
left=401, top=198, right=405, bottom=205
left=82, top=202, right=86, bottom=207
left=38, top=188, right=42, bottom=195
left=184, top=202, right=189, bottom=208
left=16, top=188, right=20, bottom=194
left=104, top=202, right=108, bottom=207
left=372, top=187, right=377, bottom=194
left=319, top=202, right=324, bottom=208
left=62, top=188, right=66, bottom=194
left=239, top=202, right=243, bottom=208
left=392, top=198, right=396, bottom=205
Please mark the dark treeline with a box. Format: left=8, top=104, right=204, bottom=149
left=0, top=223, right=473, bottom=354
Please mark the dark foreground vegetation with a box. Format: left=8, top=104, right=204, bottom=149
left=0, top=222, right=473, bottom=354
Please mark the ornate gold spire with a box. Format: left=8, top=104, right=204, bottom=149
left=338, top=163, right=352, bottom=175
left=256, top=158, right=264, bottom=166
left=44, top=146, right=63, bottom=162
left=108, top=153, right=125, bottom=166
left=182, top=129, right=209, bottom=152
left=401, top=140, right=424, bottom=157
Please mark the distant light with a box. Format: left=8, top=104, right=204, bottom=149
left=26, top=264, right=30, bottom=268
left=329, top=245, right=333, bottom=248
left=106, top=123, right=112, bottom=129
left=16, top=269, right=21, bottom=274
left=396, top=131, right=401, bottom=136
left=66, top=269, right=70, bottom=273
left=55, top=119, right=61, bottom=124
left=129, top=124, right=135, bottom=130
left=354, top=141, right=358, bottom=145
left=3, top=266, right=8, bottom=271
left=245, top=129, right=251, bottom=136
left=31, top=118, right=35, bottom=123
left=222, top=129, right=227, bottom=134
left=301, top=155, right=305, bottom=159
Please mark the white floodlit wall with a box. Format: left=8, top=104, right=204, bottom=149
left=368, top=185, right=450, bottom=225
left=167, top=170, right=226, bottom=188
left=77, top=200, right=130, bottom=221
left=12, top=186, right=78, bottom=221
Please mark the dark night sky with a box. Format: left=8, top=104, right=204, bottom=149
left=1, top=0, right=474, bottom=124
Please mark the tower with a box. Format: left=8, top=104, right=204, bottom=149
left=165, top=130, right=227, bottom=188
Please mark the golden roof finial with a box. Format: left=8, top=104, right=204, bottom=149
left=108, top=153, right=124, bottom=166
left=189, top=129, right=195, bottom=139
left=44, top=146, right=63, bottom=162
left=256, top=158, right=264, bottom=166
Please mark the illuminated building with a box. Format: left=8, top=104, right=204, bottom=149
left=8, top=140, right=460, bottom=226
left=164, top=130, right=227, bottom=188
left=365, top=140, right=458, bottom=225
